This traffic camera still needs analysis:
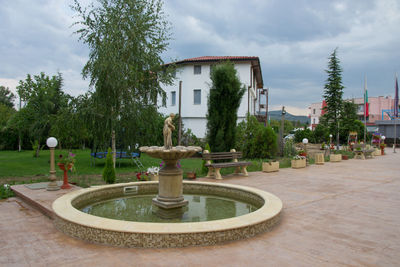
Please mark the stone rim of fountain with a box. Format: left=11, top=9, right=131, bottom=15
left=52, top=181, right=283, bottom=248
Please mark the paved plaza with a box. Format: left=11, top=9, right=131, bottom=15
left=1, top=150, right=400, bottom=266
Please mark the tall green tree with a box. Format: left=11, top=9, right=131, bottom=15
left=72, top=0, right=175, bottom=166
left=206, top=62, right=246, bottom=152
left=0, top=86, right=15, bottom=108
left=321, top=48, right=344, bottom=148
left=15, top=72, right=66, bottom=156
left=339, top=100, right=364, bottom=143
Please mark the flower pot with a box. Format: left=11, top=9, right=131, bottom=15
left=291, top=158, right=306, bottom=169
left=380, top=147, right=385, bottom=155
left=373, top=148, right=380, bottom=156
left=149, top=174, right=159, bottom=181
left=57, top=163, right=73, bottom=189
left=314, top=153, right=324, bottom=165
left=342, top=155, right=349, bottom=160
left=330, top=154, right=342, bottom=162
left=299, top=153, right=307, bottom=157
left=186, top=172, right=196, bottom=179
left=262, top=161, right=279, bottom=172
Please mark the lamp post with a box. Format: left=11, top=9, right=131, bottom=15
left=279, top=106, right=286, bottom=156
left=329, top=134, right=333, bottom=150
left=46, top=137, right=60, bottom=191
left=302, top=138, right=309, bottom=155
left=381, top=135, right=386, bottom=155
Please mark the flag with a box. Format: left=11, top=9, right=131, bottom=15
left=321, top=100, right=327, bottom=115
left=395, top=74, right=399, bottom=118
left=364, top=77, right=369, bottom=118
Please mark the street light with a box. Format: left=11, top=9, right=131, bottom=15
left=46, top=137, right=60, bottom=191
left=302, top=138, right=309, bottom=156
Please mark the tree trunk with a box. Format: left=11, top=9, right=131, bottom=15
left=35, top=140, right=40, bottom=158
left=112, top=130, right=116, bottom=168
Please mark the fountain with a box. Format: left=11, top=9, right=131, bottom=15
left=52, top=114, right=282, bottom=248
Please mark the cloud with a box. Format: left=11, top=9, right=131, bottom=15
left=1, top=0, right=399, bottom=115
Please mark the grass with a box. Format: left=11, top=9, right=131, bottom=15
left=0, top=149, right=266, bottom=185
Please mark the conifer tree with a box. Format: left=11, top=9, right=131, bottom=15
left=206, top=62, right=245, bottom=152
left=321, top=48, right=344, bottom=148
left=103, top=147, right=116, bottom=184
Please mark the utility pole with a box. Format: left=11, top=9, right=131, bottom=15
left=178, top=81, right=182, bottom=145
left=279, top=106, right=286, bottom=156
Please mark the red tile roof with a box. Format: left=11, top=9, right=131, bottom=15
left=174, top=56, right=259, bottom=64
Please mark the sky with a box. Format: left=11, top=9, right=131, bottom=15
left=1, top=0, right=399, bottom=115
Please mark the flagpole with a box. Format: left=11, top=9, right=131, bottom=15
left=394, top=73, right=398, bottom=153
left=364, top=75, right=367, bottom=143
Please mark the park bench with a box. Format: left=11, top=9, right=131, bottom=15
left=353, top=144, right=375, bottom=160
left=90, top=151, right=144, bottom=169
left=202, top=149, right=251, bottom=180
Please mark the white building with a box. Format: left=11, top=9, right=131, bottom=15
left=159, top=56, right=264, bottom=137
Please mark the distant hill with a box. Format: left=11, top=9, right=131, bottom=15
left=258, top=110, right=309, bottom=124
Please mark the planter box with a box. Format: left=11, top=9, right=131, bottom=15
left=149, top=174, right=159, bottom=181
left=262, top=161, right=279, bottom=172
left=330, top=154, right=342, bottom=162
left=291, top=158, right=306, bottom=169
left=372, top=148, right=381, bottom=156
left=314, top=153, right=324, bottom=165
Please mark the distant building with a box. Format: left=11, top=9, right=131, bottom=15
left=159, top=56, right=264, bottom=137
left=308, top=96, right=395, bottom=131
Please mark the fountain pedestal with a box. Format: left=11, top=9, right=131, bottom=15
left=140, top=146, right=202, bottom=218
left=152, top=159, right=188, bottom=209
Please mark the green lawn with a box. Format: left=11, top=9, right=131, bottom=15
left=0, top=149, right=268, bottom=180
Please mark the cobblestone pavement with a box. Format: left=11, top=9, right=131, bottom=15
left=1, top=150, right=399, bottom=266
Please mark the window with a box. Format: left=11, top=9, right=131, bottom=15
left=194, top=65, right=201, bottom=75
left=171, top=91, right=176, bottom=106
left=313, top=109, right=316, bottom=114
left=193, top=89, right=201, bottom=105
left=313, top=118, right=316, bottom=124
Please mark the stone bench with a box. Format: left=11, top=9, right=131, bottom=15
left=353, top=144, right=375, bottom=160
left=202, top=149, right=251, bottom=180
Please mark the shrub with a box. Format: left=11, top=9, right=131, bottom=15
left=102, top=147, right=116, bottom=184
left=294, top=128, right=314, bottom=143
left=283, top=139, right=297, bottom=158
left=236, top=115, right=278, bottom=158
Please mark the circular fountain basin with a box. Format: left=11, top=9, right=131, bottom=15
left=52, top=181, right=282, bottom=248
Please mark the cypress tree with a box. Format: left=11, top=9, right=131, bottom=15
left=206, top=62, right=246, bottom=152
left=321, top=48, right=344, bottom=148
left=103, top=147, right=116, bottom=184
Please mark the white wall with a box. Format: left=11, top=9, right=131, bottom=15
left=159, top=62, right=257, bottom=138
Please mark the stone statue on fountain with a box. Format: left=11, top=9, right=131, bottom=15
left=163, top=113, right=175, bottom=149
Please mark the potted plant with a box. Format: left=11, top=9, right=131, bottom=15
left=297, top=150, right=307, bottom=157
left=262, top=159, right=279, bottom=172
left=57, top=152, right=76, bottom=189
left=291, top=155, right=306, bottom=169
left=320, top=143, right=326, bottom=150
left=330, top=152, right=342, bottom=162
left=186, top=170, right=197, bottom=179
left=147, top=166, right=159, bottom=181
left=380, top=143, right=386, bottom=155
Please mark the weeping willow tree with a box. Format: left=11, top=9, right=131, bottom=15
left=72, top=0, right=175, bottom=166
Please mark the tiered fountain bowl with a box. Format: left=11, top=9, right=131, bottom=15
left=52, top=145, right=282, bottom=248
